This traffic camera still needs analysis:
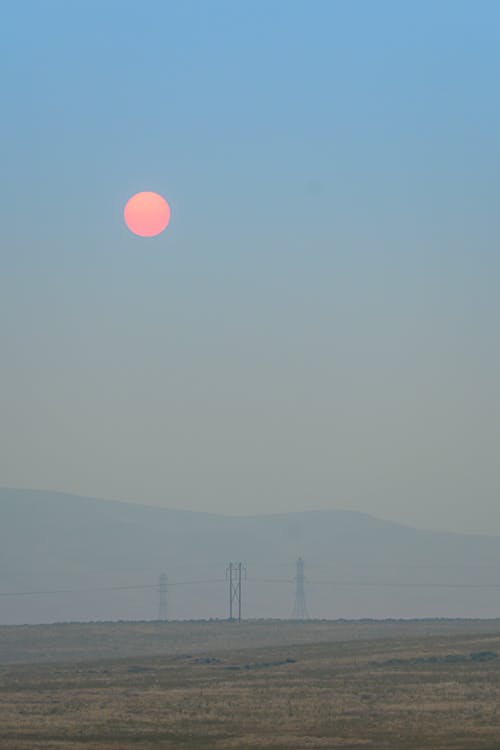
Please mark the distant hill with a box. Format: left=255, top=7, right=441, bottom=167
left=2, top=488, right=500, bottom=624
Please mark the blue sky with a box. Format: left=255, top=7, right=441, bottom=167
left=1, top=1, right=500, bottom=533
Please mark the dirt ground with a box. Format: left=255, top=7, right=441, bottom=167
left=1, top=619, right=500, bottom=749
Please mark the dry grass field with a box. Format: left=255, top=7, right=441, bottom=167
left=1, top=620, right=500, bottom=749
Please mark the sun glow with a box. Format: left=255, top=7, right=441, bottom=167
left=124, top=191, right=171, bottom=237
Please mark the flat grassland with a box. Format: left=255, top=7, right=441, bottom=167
left=1, top=620, right=500, bottom=749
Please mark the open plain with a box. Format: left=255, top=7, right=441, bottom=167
left=1, top=620, right=500, bottom=749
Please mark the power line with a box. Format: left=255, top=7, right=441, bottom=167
left=0, top=579, right=226, bottom=597
left=4, top=576, right=500, bottom=600
left=306, top=580, right=500, bottom=589
left=249, top=578, right=500, bottom=590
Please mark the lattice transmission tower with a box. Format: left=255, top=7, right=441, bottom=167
left=158, top=572, right=168, bottom=621
left=226, top=562, right=245, bottom=621
left=291, top=557, right=310, bottom=619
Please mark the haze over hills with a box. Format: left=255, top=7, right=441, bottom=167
left=2, top=487, right=500, bottom=625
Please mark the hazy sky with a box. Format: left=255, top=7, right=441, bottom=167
left=2, top=1, right=500, bottom=534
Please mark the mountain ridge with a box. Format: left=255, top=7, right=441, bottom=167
left=2, top=487, right=500, bottom=624
left=2, top=486, right=495, bottom=538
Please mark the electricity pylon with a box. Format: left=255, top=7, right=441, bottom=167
left=226, top=562, right=245, bottom=621
left=158, top=572, right=168, bottom=621
left=291, top=557, right=310, bottom=619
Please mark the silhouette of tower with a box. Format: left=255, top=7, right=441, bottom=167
left=292, top=557, right=310, bottom=619
left=226, top=562, right=245, bottom=621
left=158, top=573, right=168, bottom=621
